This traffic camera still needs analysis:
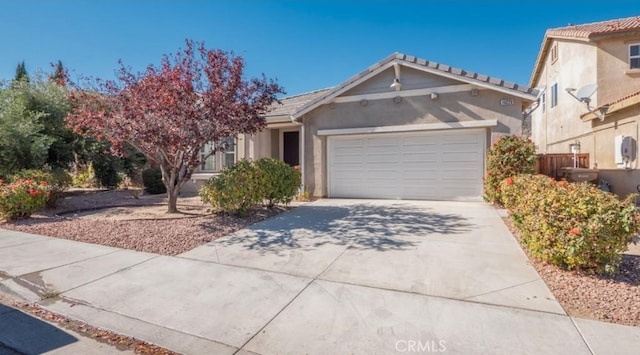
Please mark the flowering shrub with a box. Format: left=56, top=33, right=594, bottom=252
left=501, top=174, right=640, bottom=275
left=484, top=135, right=536, bottom=206
left=0, top=178, right=48, bottom=221
left=11, top=169, right=71, bottom=208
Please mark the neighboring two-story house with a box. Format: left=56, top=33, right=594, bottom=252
left=529, top=16, right=640, bottom=197
left=185, top=53, right=537, bottom=200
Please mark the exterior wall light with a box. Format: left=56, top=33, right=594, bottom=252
left=390, top=78, right=402, bottom=91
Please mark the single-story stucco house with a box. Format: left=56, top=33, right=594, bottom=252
left=184, top=53, right=539, bottom=201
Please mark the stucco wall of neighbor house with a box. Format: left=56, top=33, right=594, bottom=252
left=530, top=35, right=640, bottom=198
left=301, top=84, right=527, bottom=196
left=597, top=34, right=640, bottom=104
left=531, top=39, right=598, bottom=155
left=591, top=105, right=640, bottom=198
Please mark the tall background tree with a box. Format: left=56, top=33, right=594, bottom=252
left=68, top=39, right=284, bottom=212
left=14, top=61, right=29, bottom=82
left=0, top=74, right=72, bottom=177
left=50, top=60, right=68, bottom=86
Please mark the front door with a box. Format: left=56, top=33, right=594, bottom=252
left=283, top=131, right=300, bottom=167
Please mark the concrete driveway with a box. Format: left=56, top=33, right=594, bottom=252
left=1, top=199, right=638, bottom=354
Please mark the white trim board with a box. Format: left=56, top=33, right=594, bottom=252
left=317, top=120, right=498, bottom=136
left=331, top=84, right=476, bottom=103
left=400, top=61, right=536, bottom=101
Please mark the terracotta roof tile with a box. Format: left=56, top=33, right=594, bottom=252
left=580, top=90, right=640, bottom=119
left=606, top=89, right=640, bottom=106
left=546, top=16, right=640, bottom=39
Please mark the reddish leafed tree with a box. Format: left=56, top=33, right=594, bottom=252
left=67, top=40, right=284, bottom=213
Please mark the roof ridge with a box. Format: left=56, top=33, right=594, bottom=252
left=281, top=87, right=333, bottom=100
left=548, top=15, right=640, bottom=32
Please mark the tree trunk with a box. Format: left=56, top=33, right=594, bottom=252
left=167, top=187, right=179, bottom=213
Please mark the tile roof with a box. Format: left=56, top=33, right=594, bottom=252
left=530, top=16, right=640, bottom=86
left=264, top=88, right=332, bottom=121
left=580, top=89, right=640, bottom=120
left=546, top=16, right=640, bottom=39
left=605, top=89, right=640, bottom=106
left=292, top=53, right=539, bottom=119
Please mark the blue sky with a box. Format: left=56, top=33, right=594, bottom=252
left=1, top=1, right=639, bottom=96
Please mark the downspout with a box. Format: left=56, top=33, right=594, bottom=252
left=290, top=115, right=305, bottom=192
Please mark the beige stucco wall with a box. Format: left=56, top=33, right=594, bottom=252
left=597, top=35, right=640, bottom=104
left=302, top=76, right=528, bottom=196
left=246, top=129, right=274, bottom=160
left=530, top=39, right=598, bottom=154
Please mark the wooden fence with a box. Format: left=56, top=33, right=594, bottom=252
left=536, top=154, right=590, bottom=179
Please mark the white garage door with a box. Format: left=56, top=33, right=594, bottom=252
left=328, top=128, right=485, bottom=200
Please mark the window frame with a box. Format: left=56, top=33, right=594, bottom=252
left=550, top=83, right=558, bottom=108
left=199, top=142, right=217, bottom=172
left=222, top=136, right=236, bottom=168
left=198, top=137, right=237, bottom=172
left=629, top=43, right=640, bottom=70
left=550, top=43, right=558, bottom=64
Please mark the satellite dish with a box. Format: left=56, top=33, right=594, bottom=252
left=575, top=84, right=598, bottom=102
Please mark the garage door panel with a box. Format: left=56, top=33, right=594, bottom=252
left=440, top=155, right=481, bottom=163
left=363, top=152, right=398, bottom=162
left=329, top=129, right=485, bottom=201
left=401, top=156, right=439, bottom=164
left=403, top=171, right=440, bottom=179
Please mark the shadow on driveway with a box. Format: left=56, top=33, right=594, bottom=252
left=0, top=303, right=77, bottom=354
left=214, top=201, right=476, bottom=253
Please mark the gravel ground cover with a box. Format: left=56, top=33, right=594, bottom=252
left=0, top=190, right=296, bottom=354
left=0, top=190, right=290, bottom=255
left=503, top=217, right=640, bottom=327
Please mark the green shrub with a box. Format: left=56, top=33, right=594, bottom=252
left=501, top=174, right=640, bottom=275
left=254, top=158, right=301, bottom=208
left=0, top=178, right=48, bottom=221
left=484, top=135, right=536, bottom=206
left=71, top=164, right=97, bottom=188
left=199, top=160, right=262, bottom=216
left=91, top=154, right=121, bottom=188
left=10, top=169, right=72, bottom=208
left=142, top=168, right=167, bottom=194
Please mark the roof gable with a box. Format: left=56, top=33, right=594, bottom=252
left=529, top=16, right=640, bottom=87
left=342, top=66, right=460, bottom=97
left=292, top=53, right=538, bottom=120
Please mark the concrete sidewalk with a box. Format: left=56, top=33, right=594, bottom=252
left=0, top=199, right=639, bottom=354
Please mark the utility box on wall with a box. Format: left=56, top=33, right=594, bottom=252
left=615, top=135, right=635, bottom=169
